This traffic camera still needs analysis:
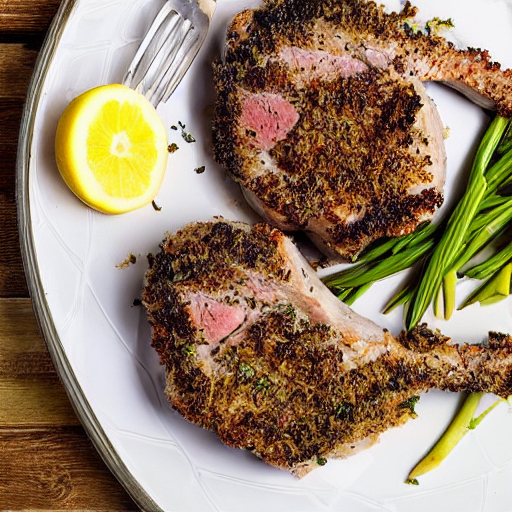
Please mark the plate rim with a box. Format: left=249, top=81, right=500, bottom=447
left=15, top=1, right=163, bottom=510
left=14, top=0, right=512, bottom=509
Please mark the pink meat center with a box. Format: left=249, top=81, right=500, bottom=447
left=279, top=47, right=369, bottom=77
left=240, top=92, right=300, bottom=151
left=188, top=296, right=246, bottom=345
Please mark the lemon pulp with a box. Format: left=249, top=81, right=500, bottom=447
left=55, top=84, right=169, bottom=214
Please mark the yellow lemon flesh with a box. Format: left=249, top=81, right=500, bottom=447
left=55, top=84, right=168, bottom=214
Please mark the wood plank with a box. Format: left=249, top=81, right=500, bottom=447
left=0, top=378, right=81, bottom=426
left=0, top=426, right=139, bottom=510
left=0, top=45, right=39, bottom=298
left=0, top=200, right=28, bottom=298
left=0, top=299, right=78, bottom=425
left=0, top=98, right=24, bottom=145
left=0, top=302, right=138, bottom=509
left=0, top=298, right=47, bottom=356
left=0, top=44, right=39, bottom=97
left=0, top=0, right=63, bottom=33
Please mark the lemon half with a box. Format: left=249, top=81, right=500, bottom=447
left=55, top=84, right=169, bottom=214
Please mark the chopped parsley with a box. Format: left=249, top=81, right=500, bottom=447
left=239, top=363, right=255, bottom=380
left=178, top=121, right=196, bottom=143
left=398, top=395, right=420, bottom=414
left=335, top=402, right=354, bottom=421
left=255, top=377, right=270, bottom=391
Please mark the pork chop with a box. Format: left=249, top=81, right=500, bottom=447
left=213, top=0, right=512, bottom=259
left=143, top=219, right=512, bottom=477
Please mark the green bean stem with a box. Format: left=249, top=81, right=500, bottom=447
left=469, top=398, right=506, bottom=430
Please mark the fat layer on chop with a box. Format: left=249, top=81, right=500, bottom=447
left=213, top=0, right=511, bottom=259
left=143, top=219, right=512, bottom=477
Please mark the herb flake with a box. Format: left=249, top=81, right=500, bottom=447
left=168, top=142, right=179, bottom=153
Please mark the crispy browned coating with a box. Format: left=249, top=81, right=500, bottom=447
left=214, top=66, right=442, bottom=239
left=143, top=220, right=512, bottom=476
left=213, top=0, right=512, bottom=259
left=212, top=0, right=454, bottom=259
left=221, top=0, right=512, bottom=116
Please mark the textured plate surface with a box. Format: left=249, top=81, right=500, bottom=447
left=17, top=0, right=512, bottom=510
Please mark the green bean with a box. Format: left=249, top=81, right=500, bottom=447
left=433, top=283, right=443, bottom=318
left=485, top=147, right=512, bottom=195
left=354, top=220, right=435, bottom=263
left=443, top=270, right=457, bottom=320
left=391, top=221, right=438, bottom=255
left=477, top=193, right=510, bottom=212
left=407, top=393, right=482, bottom=482
left=495, top=121, right=512, bottom=155
left=356, top=236, right=402, bottom=263
left=336, top=287, right=354, bottom=301
left=452, top=208, right=512, bottom=274
left=465, top=241, right=512, bottom=280
left=479, top=263, right=511, bottom=305
left=343, top=282, right=373, bottom=306
left=406, top=116, right=509, bottom=330
left=323, top=261, right=375, bottom=288
left=467, top=197, right=512, bottom=237
left=459, top=262, right=512, bottom=309
left=324, top=238, right=435, bottom=289
left=383, top=282, right=414, bottom=314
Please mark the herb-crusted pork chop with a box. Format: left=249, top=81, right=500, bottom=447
left=143, top=219, right=512, bottom=477
left=213, top=0, right=512, bottom=259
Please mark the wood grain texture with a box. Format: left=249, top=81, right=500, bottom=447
left=0, top=44, right=39, bottom=96
left=0, top=200, right=28, bottom=298
left=0, top=0, right=62, bottom=33
left=0, top=44, right=38, bottom=298
left=0, top=299, right=139, bottom=509
left=0, top=298, right=80, bottom=426
left=0, top=427, right=138, bottom=510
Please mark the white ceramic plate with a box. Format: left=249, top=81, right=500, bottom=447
left=17, top=0, right=512, bottom=510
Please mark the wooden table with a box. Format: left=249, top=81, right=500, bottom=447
left=0, top=2, right=138, bottom=509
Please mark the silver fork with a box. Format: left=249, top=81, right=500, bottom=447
left=123, top=0, right=216, bottom=107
